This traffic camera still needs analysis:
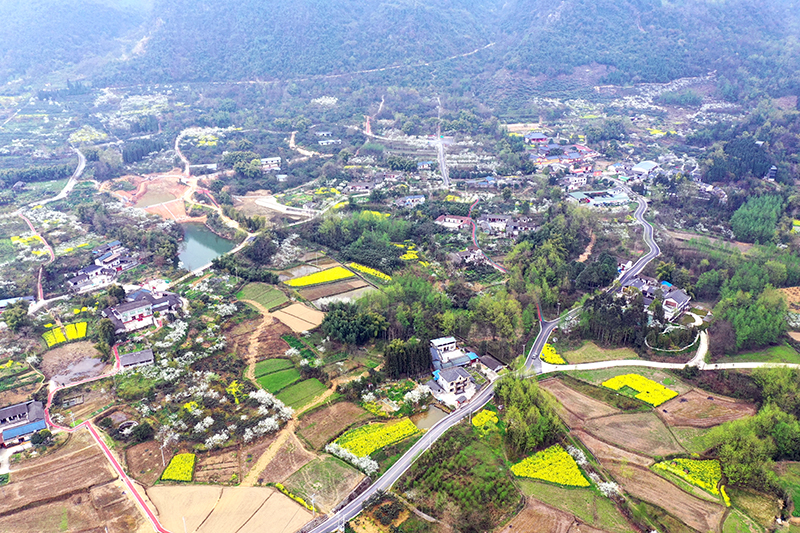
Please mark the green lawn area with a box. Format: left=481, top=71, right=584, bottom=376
left=671, top=426, right=715, bottom=454
left=236, top=282, right=288, bottom=310
left=719, top=343, right=800, bottom=364
left=723, top=508, right=763, bottom=533
left=519, top=480, right=632, bottom=533
left=254, top=358, right=293, bottom=378
left=567, top=366, right=692, bottom=394
left=561, top=341, right=639, bottom=364
left=276, top=378, right=327, bottom=409
left=256, top=368, right=301, bottom=393
left=776, top=463, right=800, bottom=518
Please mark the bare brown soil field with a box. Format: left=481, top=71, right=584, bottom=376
left=41, top=341, right=105, bottom=380
left=789, top=332, right=800, bottom=342
left=126, top=440, right=174, bottom=486
left=0, top=377, right=41, bottom=405
left=781, top=287, right=800, bottom=312
left=257, top=433, right=315, bottom=484
left=297, top=402, right=372, bottom=450
left=540, top=378, right=619, bottom=422
left=0, top=432, right=146, bottom=532
left=298, top=279, right=369, bottom=301
left=273, top=303, right=325, bottom=333
left=195, top=448, right=240, bottom=484
left=241, top=435, right=279, bottom=478
left=497, top=498, right=574, bottom=533
left=658, top=390, right=756, bottom=428
left=604, top=462, right=726, bottom=532
left=583, top=412, right=684, bottom=457
left=227, top=317, right=291, bottom=363
left=145, top=199, right=191, bottom=221
left=0, top=483, right=148, bottom=533
left=572, top=430, right=653, bottom=468
left=278, top=264, right=321, bottom=281
left=313, top=286, right=377, bottom=308
left=147, top=486, right=311, bottom=533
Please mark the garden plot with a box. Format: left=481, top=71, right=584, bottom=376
left=276, top=378, right=327, bottom=409
left=272, top=303, right=325, bottom=332
left=297, top=278, right=369, bottom=301
left=658, top=390, right=756, bottom=428
left=195, top=448, right=241, bottom=484
left=147, top=486, right=312, bottom=533
left=297, top=402, right=372, bottom=450
left=540, top=378, right=619, bottom=422
left=257, top=433, right=316, bottom=484
left=126, top=440, right=174, bottom=486
left=604, top=461, right=726, bottom=532
left=583, top=412, right=685, bottom=457
left=283, top=456, right=363, bottom=513
left=569, top=367, right=692, bottom=395
left=277, top=264, right=321, bottom=282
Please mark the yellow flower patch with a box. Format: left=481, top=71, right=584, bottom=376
left=472, top=409, right=498, bottom=431
left=161, top=453, right=196, bottom=482
left=284, top=266, right=355, bottom=287
left=541, top=344, right=565, bottom=365
left=64, top=322, right=87, bottom=341
left=349, top=263, right=391, bottom=282
left=42, top=328, right=67, bottom=347
left=511, top=445, right=590, bottom=487
left=335, top=418, right=418, bottom=457
left=601, top=374, right=678, bottom=406
left=654, top=458, right=721, bottom=494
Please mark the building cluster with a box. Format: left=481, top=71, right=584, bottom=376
left=425, top=336, right=505, bottom=407
left=0, top=400, right=45, bottom=447
left=568, top=188, right=631, bottom=207
left=66, top=241, right=140, bottom=291
left=101, top=288, right=182, bottom=334
left=623, top=276, right=692, bottom=322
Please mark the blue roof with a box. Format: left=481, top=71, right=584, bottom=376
left=661, top=281, right=673, bottom=287
left=3, top=420, right=46, bottom=440
left=467, top=352, right=479, bottom=360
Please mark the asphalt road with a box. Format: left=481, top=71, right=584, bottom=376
left=308, top=193, right=661, bottom=533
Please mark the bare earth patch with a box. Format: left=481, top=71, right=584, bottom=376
left=297, top=401, right=372, bottom=450
left=297, top=279, right=369, bottom=301
left=273, top=303, right=325, bottom=333
left=194, top=448, right=241, bottom=484
left=572, top=430, right=653, bottom=468
left=658, top=389, right=756, bottom=428
left=41, top=341, right=106, bottom=380
left=540, top=378, right=619, bottom=425
left=257, top=433, right=316, bottom=484
left=583, top=412, right=685, bottom=457
left=604, top=462, right=726, bottom=532
left=498, top=498, right=574, bottom=533
left=126, top=440, right=174, bottom=486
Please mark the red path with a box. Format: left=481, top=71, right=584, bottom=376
left=43, top=345, right=171, bottom=533
left=467, top=198, right=508, bottom=274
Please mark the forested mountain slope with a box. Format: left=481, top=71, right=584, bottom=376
left=0, top=0, right=148, bottom=81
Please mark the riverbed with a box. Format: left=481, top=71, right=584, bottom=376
left=178, top=223, right=234, bottom=272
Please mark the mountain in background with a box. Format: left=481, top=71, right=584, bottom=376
left=2, top=0, right=799, bottom=100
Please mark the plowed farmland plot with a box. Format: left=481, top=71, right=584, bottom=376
left=658, top=390, right=756, bottom=428
left=604, top=462, right=726, bottom=532
left=584, top=412, right=685, bottom=457
left=147, top=486, right=312, bottom=533
left=195, top=448, right=241, bottom=484
left=297, top=401, right=372, bottom=449
left=273, top=303, right=325, bottom=332
left=540, top=378, right=619, bottom=422
left=297, top=279, right=369, bottom=300
left=283, top=457, right=363, bottom=513
left=257, top=433, right=315, bottom=484
left=126, top=440, right=175, bottom=486
left=2, top=432, right=117, bottom=515
left=572, top=430, right=653, bottom=468
left=499, top=498, right=610, bottom=533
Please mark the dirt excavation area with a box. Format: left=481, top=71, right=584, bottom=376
left=147, top=485, right=312, bottom=533
left=658, top=389, right=756, bottom=427
left=0, top=431, right=147, bottom=532
left=41, top=341, right=109, bottom=383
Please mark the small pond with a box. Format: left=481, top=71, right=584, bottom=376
left=412, top=405, right=449, bottom=430
left=178, top=223, right=234, bottom=272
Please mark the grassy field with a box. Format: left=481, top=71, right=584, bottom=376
left=276, top=379, right=327, bottom=409
left=568, top=366, right=692, bottom=394
left=729, top=487, right=781, bottom=530
left=723, top=508, right=763, bottom=533
left=256, top=369, right=301, bottom=393
left=671, top=426, right=716, bottom=454
left=237, top=283, right=288, bottom=310
left=282, top=457, right=361, bottom=512
left=719, top=343, right=800, bottom=364
left=561, top=341, right=639, bottom=364
left=776, top=462, right=800, bottom=518
left=254, top=359, right=293, bottom=378
left=519, top=480, right=632, bottom=533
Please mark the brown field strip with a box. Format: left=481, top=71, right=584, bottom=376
left=273, top=303, right=325, bottom=332
left=572, top=430, right=653, bottom=468
left=297, top=279, right=369, bottom=301
left=583, top=412, right=685, bottom=457
left=658, top=389, right=756, bottom=428
left=540, top=378, right=620, bottom=421
left=297, top=401, right=372, bottom=450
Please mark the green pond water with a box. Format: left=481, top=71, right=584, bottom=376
left=178, top=223, right=234, bottom=272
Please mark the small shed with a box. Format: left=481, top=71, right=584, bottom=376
left=119, top=349, right=155, bottom=369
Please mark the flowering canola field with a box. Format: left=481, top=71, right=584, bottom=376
left=349, top=263, right=392, bottom=282
left=601, top=373, right=678, bottom=406
left=42, top=327, right=67, bottom=348
left=654, top=458, right=721, bottom=494
left=541, top=344, right=566, bottom=365
left=64, top=322, right=88, bottom=341
left=511, top=444, right=590, bottom=487
left=285, top=266, right=355, bottom=287
left=161, top=453, right=196, bottom=482
left=335, top=418, right=418, bottom=457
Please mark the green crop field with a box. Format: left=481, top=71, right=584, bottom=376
left=256, top=368, right=301, bottom=393
left=237, top=282, right=288, bottom=310
left=720, top=343, right=800, bottom=365
left=561, top=341, right=639, bottom=364
left=254, top=358, right=294, bottom=378
left=276, top=378, right=327, bottom=409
